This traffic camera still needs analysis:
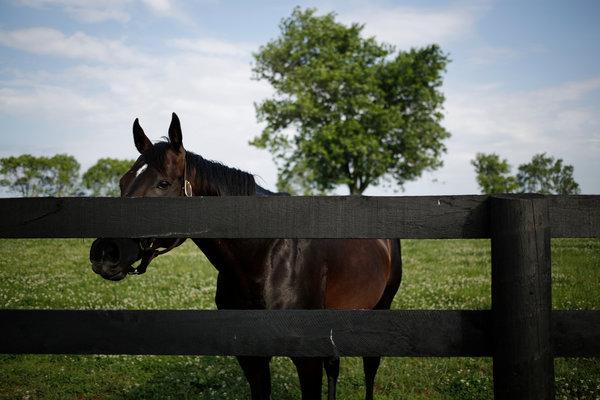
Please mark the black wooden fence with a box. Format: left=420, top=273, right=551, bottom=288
left=0, top=194, right=599, bottom=400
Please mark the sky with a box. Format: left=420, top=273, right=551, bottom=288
left=0, top=0, right=599, bottom=195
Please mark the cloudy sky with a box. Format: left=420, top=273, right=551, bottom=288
left=1, top=0, right=599, bottom=195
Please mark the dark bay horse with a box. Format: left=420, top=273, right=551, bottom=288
left=89, top=113, right=402, bottom=400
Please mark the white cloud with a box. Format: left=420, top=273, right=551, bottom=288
left=14, top=0, right=185, bottom=23
left=142, top=0, right=171, bottom=14
left=0, top=29, right=276, bottom=186
left=1, top=12, right=598, bottom=196
left=15, top=0, right=131, bottom=23
left=0, top=85, right=106, bottom=115
left=0, top=27, right=153, bottom=65
left=368, top=77, right=600, bottom=195
left=337, top=2, right=487, bottom=48
left=4, top=42, right=599, bottom=194
left=467, top=46, right=519, bottom=65
left=168, top=37, right=255, bottom=57
left=445, top=77, right=600, bottom=148
left=141, top=0, right=191, bottom=23
left=423, top=78, right=600, bottom=194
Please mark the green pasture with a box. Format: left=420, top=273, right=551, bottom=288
left=0, top=238, right=598, bottom=399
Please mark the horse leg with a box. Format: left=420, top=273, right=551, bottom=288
left=363, top=356, right=381, bottom=400
left=324, top=356, right=340, bottom=400
left=292, top=357, right=323, bottom=400
left=237, top=356, right=272, bottom=400
left=362, top=239, right=402, bottom=400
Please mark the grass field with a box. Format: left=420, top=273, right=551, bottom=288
left=0, top=238, right=598, bottom=399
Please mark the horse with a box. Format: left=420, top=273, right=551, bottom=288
left=89, top=113, right=403, bottom=400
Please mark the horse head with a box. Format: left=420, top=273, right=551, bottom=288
left=89, top=113, right=189, bottom=280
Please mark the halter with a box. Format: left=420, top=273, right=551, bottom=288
left=182, top=155, right=193, bottom=197
left=128, top=237, right=185, bottom=275
left=128, top=152, right=192, bottom=275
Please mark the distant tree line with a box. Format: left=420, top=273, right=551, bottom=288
left=1, top=151, right=581, bottom=197
left=0, top=155, right=133, bottom=197
left=471, top=152, right=580, bottom=195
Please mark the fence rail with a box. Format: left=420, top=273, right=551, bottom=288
left=1, top=194, right=599, bottom=400
left=0, top=195, right=598, bottom=238
left=1, top=309, right=599, bottom=357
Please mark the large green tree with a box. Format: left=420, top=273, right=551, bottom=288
left=0, top=154, right=80, bottom=197
left=251, top=8, right=450, bottom=194
left=471, top=153, right=519, bottom=194
left=82, top=158, right=134, bottom=196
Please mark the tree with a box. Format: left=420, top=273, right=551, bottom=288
left=517, top=153, right=580, bottom=195
left=471, top=152, right=581, bottom=195
left=0, top=154, right=81, bottom=197
left=251, top=8, right=450, bottom=194
left=82, top=158, right=134, bottom=196
left=471, top=153, right=519, bottom=194
left=44, top=154, right=81, bottom=196
left=0, top=154, right=45, bottom=197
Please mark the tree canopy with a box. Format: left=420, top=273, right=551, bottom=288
left=1, top=154, right=136, bottom=197
left=251, top=7, right=450, bottom=194
left=82, top=158, right=134, bottom=197
left=470, top=153, right=519, bottom=194
left=516, top=153, right=580, bottom=195
left=471, top=152, right=580, bottom=195
left=0, top=154, right=80, bottom=197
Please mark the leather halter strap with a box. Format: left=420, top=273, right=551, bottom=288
left=182, top=153, right=193, bottom=197
left=129, top=238, right=185, bottom=275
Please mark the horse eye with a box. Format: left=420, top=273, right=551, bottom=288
left=157, top=180, right=171, bottom=190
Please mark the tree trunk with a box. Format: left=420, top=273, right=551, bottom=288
left=347, top=184, right=365, bottom=195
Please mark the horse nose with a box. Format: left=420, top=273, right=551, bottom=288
left=90, top=238, right=120, bottom=265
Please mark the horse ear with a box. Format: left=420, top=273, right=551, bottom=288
left=168, top=112, right=183, bottom=151
left=133, top=118, right=152, bottom=154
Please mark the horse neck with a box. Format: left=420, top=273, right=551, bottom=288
left=185, top=152, right=273, bottom=277
left=191, top=238, right=272, bottom=269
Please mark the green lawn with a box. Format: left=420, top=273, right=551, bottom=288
left=0, top=238, right=598, bottom=399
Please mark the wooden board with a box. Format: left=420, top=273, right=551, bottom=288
left=0, top=309, right=597, bottom=357
left=0, top=196, right=490, bottom=239
left=490, top=196, right=554, bottom=399
left=547, top=195, right=600, bottom=238
left=0, top=309, right=490, bottom=357
left=0, top=195, right=597, bottom=239
left=0, top=196, right=600, bottom=239
left=553, top=310, right=600, bottom=357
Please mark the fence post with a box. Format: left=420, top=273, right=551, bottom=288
left=490, top=195, right=554, bottom=399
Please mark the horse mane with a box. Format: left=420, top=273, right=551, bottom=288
left=185, top=151, right=257, bottom=196
left=146, top=140, right=284, bottom=196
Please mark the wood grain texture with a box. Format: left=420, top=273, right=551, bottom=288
left=547, top=195, right=600, bottom=237
left=0, top=196, right=491, bottom=239
left=0, top=195, right=597, bottom=239
left=490, top=195, right=554, bottom=400
left=0, top=310, right=491, bottom=357
left=552, top=310, right=600, bottom=357
left=0, top=310, right=596, bottom=357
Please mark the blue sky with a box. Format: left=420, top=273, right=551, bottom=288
left=1, top=0, right=599, bottom=195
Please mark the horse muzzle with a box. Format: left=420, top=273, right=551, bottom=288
left=89, top=238, right=142, bottom=281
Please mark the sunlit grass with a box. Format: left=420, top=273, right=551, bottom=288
left=0, top=238, right=598, bottom=399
